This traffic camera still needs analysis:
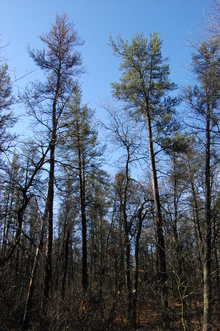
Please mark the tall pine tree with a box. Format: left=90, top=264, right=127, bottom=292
left=109, top=32, right=178, bottom=323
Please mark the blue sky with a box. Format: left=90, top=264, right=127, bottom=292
left=0, top=0, right=210, bottom=127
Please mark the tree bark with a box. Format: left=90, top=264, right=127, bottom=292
left=123, top=146, right=132, bottom=323
left=145, top=111, right=168, bottom=323
left=77, top=122, right=88, bottom=294
left=23, top=215, right=46, bottom=330
left=42, top=136, right=55, bottom=314
left=132, top=205, right=145, bottom=328
left=203, top=97, right=212, bottom=331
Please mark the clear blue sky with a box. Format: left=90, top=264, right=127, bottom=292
left=0, top=0, right=210, bottom=126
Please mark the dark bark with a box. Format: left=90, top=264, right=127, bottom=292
left=42, top=141, right=55, bottom=311
left=77, top=122, right=88, bottom=293
left=203, top=97, right=212, bottom=331
left=23, top=215, right=46, bottom=330
left=188, top=161, right=204, bottom=280
left=123, top=146, right=132, bottom=323
left=145, top=111, right=168, bottom=323
left=119, top=196, right=124, bottom=293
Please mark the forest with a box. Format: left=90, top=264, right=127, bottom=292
left=1, top=2, right=220, bottom=331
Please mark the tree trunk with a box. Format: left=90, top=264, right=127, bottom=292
left=123, top=146, right=132, bottom=324
left=23, top=215, right=46, bottom=330
left=203, top=99, right=212, bottom=331
left=132, top=205, right=145, bottom=328
left=42, top=141, right=55, bottom=313
left=145, top=111, right=168, bottom=324
left=77, top=122, right=88, bottom=294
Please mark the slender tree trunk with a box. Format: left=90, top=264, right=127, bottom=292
left=123, top=146, right=132, bottom=323
left=99, top=215, right=104, bottom=300
left=42, top=141, right=55, bottom=312
left=77, top=123, right=88, bottom=294
left=99, top=210, right=114, bottom=301
left=132, top=205, right=145, bottom=328
left=23, top=215, right=46, bottom=330
left=119, top=197, right=124, bottom=293
left=213, top=219, right=219, bottom=290
left=173, top=164, right=182, bottom=275
left=125, top=229, right=132, bottom=323
left=188, top=161, right=204, bottom=283
left=2, top=176, right=12, bottom=254
left=203, top=99, right=212, bottom=331
left=145, top=111, right=168, bottom=323
left=42, top=54, right=62, bottom=312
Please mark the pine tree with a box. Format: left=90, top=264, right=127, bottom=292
left=0, top=56, right=16, bottom=154
left=109, top=32, right=178, bottom=323
left=22, top=13, right=84, bottom=319
left=60, top=88, right=104, bottom=294
left=183, top=37, right=220, bottom=331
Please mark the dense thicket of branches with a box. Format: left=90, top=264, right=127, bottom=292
left=1, top=4, right=220, bottom=330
